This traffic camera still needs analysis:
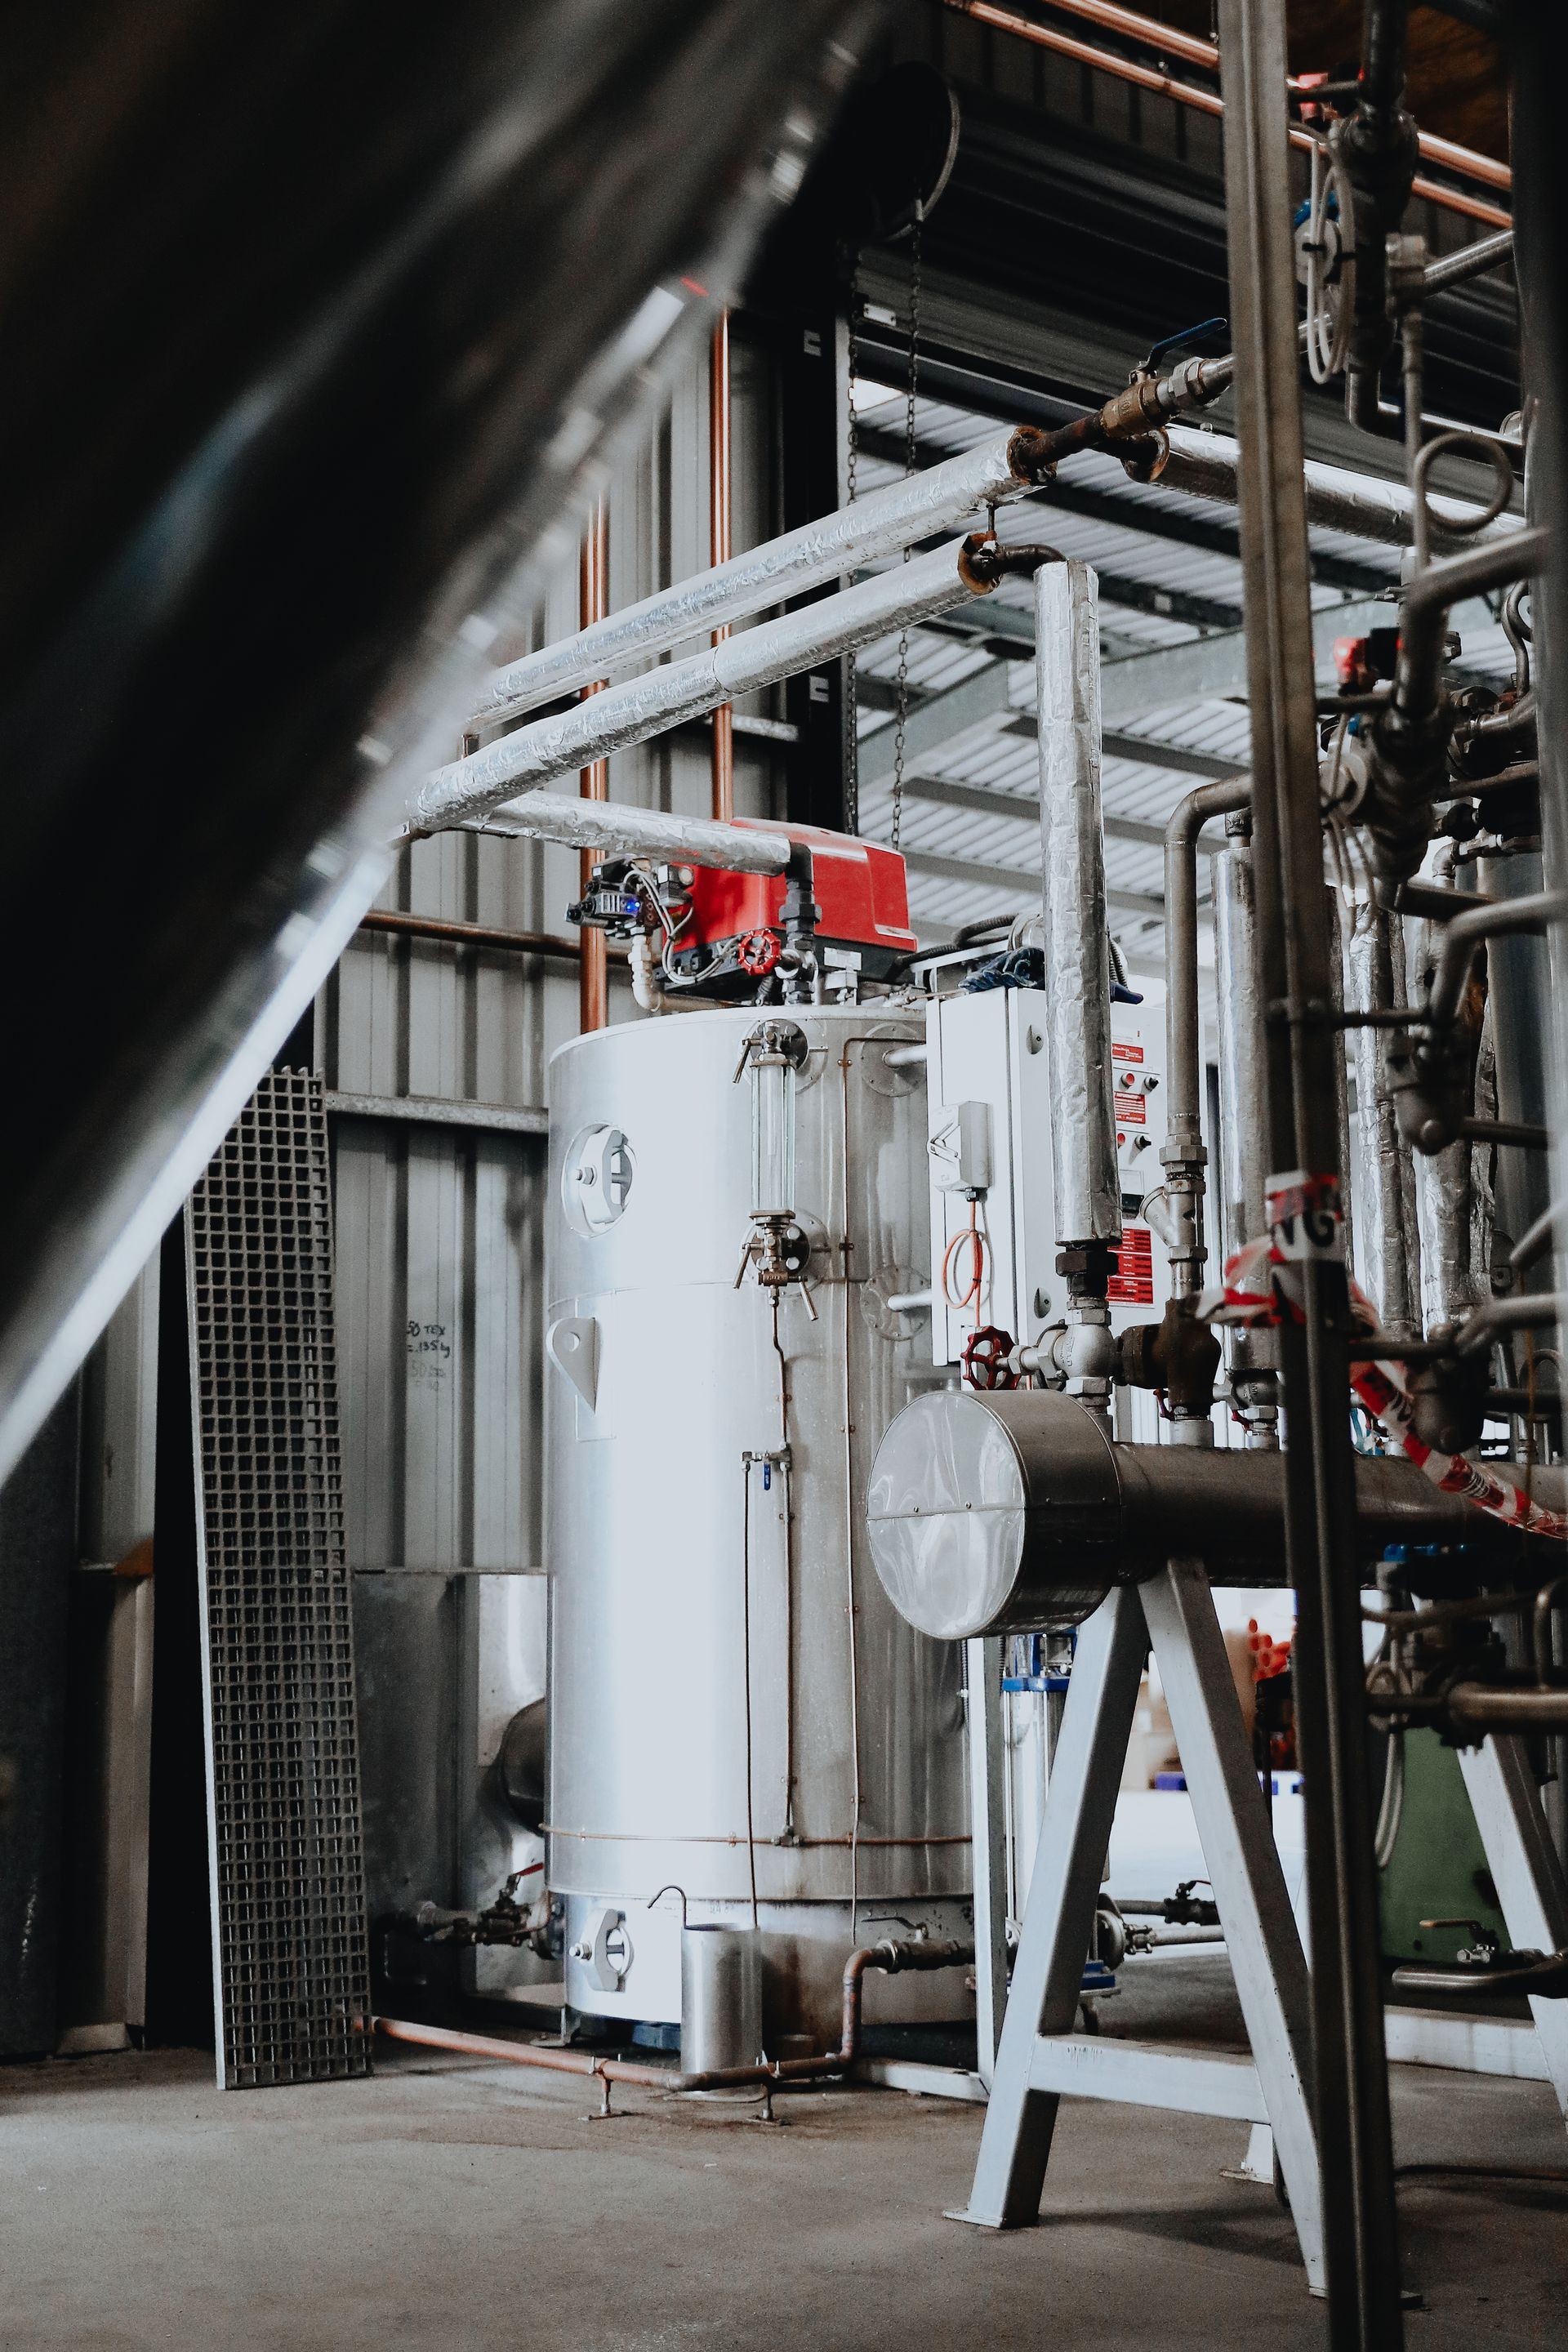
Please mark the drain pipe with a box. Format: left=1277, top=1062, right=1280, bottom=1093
left=372, top=1935, right=973, bottom=2106
left=1161, top=776, right=1253, bottom=1305
left=1214, top=831, right=1281, bottom=1446
left=1034, top=559, right=1120, bottom=1421
left=411, top=540, right=995, bottom=836
left=1143, top=774, right=1251, bottom=1445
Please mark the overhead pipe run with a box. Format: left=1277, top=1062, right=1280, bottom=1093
left=466, top=435, right=1031, bottom=727
left=410, top=538, right=996, bottom=837
left=940, top=0, right=1511, bottom=226
left=446, top=791, right=794, bottom=876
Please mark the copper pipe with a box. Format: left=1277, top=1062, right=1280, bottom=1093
left=578, top=500, right=610, bottom=1032
left=359, top=908, right=589, bottom=961
left=371, top=1935, right=973, bottom=2100
left=710, top=310, right=734, bottom=824
left=941, top=0, right=1511, bottom=226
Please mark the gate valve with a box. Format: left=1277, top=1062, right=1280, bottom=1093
left=737, top=926, right=782, bottom=977
left=964, top=1325, right=1018, bottom=1391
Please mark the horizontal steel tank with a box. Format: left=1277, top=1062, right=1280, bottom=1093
left=546, top=1004, right=969, bottom=2047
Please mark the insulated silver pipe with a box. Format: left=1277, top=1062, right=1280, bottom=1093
left=1036, top=559, right=1120, bottom=1249
left=469, top=434, right=1027, bottom=726
left=1158, top=424, right=1524, bottom=552
left=409, top=541, right=989, bottom=835
left=460, top=791, right=792, bottom=875
left=1343, top=898, right=1421, bottom=1339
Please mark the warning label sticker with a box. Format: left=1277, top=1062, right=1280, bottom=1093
left=1114, top=1092, right=1146, bottom=1125
left=1108, top=1224, right=1155, bottom=1305
left=1112, top=1040, right=1144, bottom=1064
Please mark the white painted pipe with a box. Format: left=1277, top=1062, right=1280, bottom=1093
left=468, top=434, right=1027, bottom=726
left=409, top=540, right=990, bottom=836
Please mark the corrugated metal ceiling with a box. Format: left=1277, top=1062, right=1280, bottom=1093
left=848, top=390, right=1514, bottom=960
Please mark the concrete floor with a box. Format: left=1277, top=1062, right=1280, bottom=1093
left=4, top=1959, right=1566, bottom=2350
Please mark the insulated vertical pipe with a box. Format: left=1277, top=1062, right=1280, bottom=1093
left=1343, top=899, right=1421, bottom=1339
left=710, top=311, right=734, bottom=826
left=1216, top=2, right=1405, bottom=2340
left=1036, top=561, right=1120, bottom=1250
left=1213, top=840, right=1280, bottom=1444
left=579, top=501, right=609, bottom=1034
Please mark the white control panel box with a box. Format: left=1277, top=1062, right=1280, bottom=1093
left=924, top=981, right=1172, bottom=1373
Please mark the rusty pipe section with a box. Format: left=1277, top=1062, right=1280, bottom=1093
left=469, top=438, right=1030, bottom=728
left=372, top=1935, right=973, bottom=2096
left=412, top=540, right=992, bottom=835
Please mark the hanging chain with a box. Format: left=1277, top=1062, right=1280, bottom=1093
left=844, top=256, right=862, bottom=837
left=890, top=202, right=923, bottom=854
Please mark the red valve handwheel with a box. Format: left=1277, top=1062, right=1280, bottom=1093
left=964, top=1325, right=1018, bottom=1391
left=737, top=927, right=782, bottom=976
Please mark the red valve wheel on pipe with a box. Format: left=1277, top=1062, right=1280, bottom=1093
left=963, top=1325, right=1018, bottom=1391
left=736, top=926, right=782, bottom=976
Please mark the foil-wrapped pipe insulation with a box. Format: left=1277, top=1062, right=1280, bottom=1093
left=1035, top=559, right=1120, bottom=1250
left=409, top=539, right=989, bottom=835
left=1212, top=840, right=1279, bottom=1444
left=1155, top=425, right=1527, bottom=555
left=469, top=791, right=792, bottom=875
left=469, top=432, right=1030, bottom=727
left=1343, top=898, right=1422, bottom=1340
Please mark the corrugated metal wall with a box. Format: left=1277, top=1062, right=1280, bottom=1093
left=327, top=336, right=789, bottom=1948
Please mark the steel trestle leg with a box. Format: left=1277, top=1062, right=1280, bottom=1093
left=1458, top=1736, right=1568, bottom=2123
left=966, top=1633, right=1009, bottom=2087
left=1143, top=1558, right=1325, bottom=2289
left=956, top=1588, right=1147, bottom=2227
left=952, top=1566, right=1324, bottom=2292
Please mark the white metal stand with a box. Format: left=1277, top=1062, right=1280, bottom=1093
left=1455, top=1732, right=1568, bottom=2121
left=964, top=1634, right=1009, bottom=2087
left=951, top=1562, right=1326, bottom=2294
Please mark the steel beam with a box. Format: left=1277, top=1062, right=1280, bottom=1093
left=1216, top=2, right=1404, bottom=2340
left=901, top=848, right=1165, bottom=919
left=898, top=773, right=1224, bottom=851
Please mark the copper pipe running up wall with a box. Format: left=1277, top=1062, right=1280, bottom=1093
left=372, top=1936, right=973, bottom=2102
left=578, top=501, right=610, bottom=1032
left=710, top=310, right=734, bottom=824
left=941, top=0, right=1511, bottom=228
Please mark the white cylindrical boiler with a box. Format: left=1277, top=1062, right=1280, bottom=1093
left=545, top=1004, right=969, bottom=2047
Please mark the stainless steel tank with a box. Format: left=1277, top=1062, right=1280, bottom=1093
left=546, top=1004, right=970, bottom=2048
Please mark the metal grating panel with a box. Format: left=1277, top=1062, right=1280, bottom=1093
left=186, top=1068, right=372, bottom=2089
